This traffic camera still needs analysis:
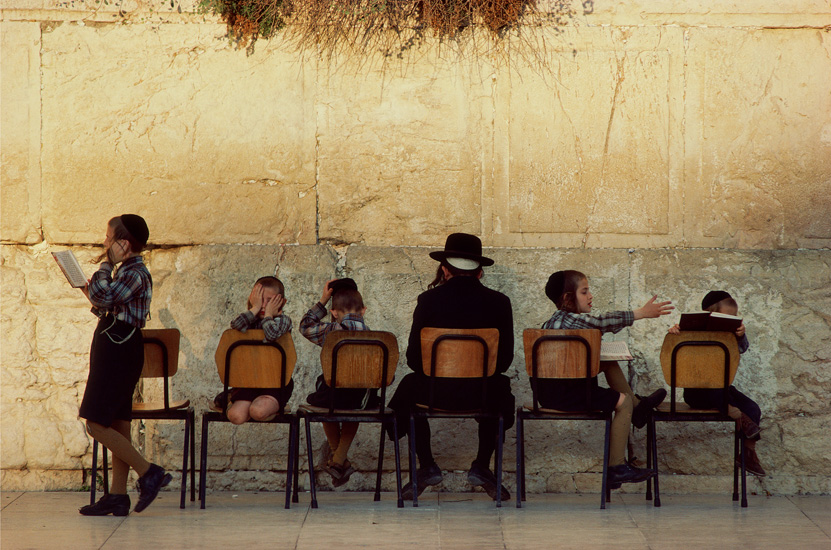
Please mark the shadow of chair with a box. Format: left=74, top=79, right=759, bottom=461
left=645, top=331, right=747, bottom=507
left=199, top=329, right=300, bottom=510
left=298, top=330, right=404, bottom=508
left=515, top=328, right=612, bottom=509
left=91, top=328, right=195, bottom=509
left=409, top=327, right=505, bottom=508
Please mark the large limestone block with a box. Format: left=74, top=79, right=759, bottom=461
left=494, top=27, right=684, bottom=248
left=40, top=24, right=316, bottom=245
left=1, top=22, right=42, bottom=244
left=685, top=28, right=831, bottom=249
left=316, top=44, right=494, bottom=246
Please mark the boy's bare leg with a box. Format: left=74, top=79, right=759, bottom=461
left=226, top=400, right=253, bottom=425
left=601, top=361, right=639, bottom=407
left=249, top=395, right=280, bottom=421
left=322, top=423, right=341, bottom=456
left=609, top=393, right=633, bottom=466
left=86, top=421, right=150, bottom=481
left=333, top=422, right=359, bottom=465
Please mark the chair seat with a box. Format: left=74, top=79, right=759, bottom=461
left=298, top=404, right=393, bottom=415
left=133, top=399, right=190, bottom=413
left=522, top=403, right=606, bottom=415
left=414, top=403, right=486, bottom=415
left=655, top=402, right=721, bottom=414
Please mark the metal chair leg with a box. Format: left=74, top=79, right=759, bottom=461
left=392, top=418, right=403, bottom=508
left=601, top=417, right=611, bottom=509
left=199, top=414, right=210, bottom=509
left=304, top=416, right=318, bottom=509
left=284, top=420, right=295, bottom=510
left=495, top=414, right=504, bottom=508
left=190, top=408, right=196, bottom=502
left=180, top=413, right=190, bottom=509
left=293, top=418, right=300, bottom=504
left=515, top=412, right=523, bottom=508
left=374, top=422, right=385, bottom=501
left=408, top=412, right=419, bottom=508
left=90, top=440, right=99, bottom=505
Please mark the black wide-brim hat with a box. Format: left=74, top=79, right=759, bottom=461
left=429, top=233, right=494, bottom=267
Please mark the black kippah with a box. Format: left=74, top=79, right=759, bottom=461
left=545, top=271, right=566, bottom=304
left=702, top=290, right=732, bottom=310
left=329, top=278, right=358, bottom=294
left=120, top=214, right=149, bottom=246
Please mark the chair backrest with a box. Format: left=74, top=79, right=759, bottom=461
left=320, top=330, right=399, bottom=389
left=214, top=329, right=297, bottom=389
left=419, top=327, right=499, bottom=379
left=659, top=332, right=740, bottom=389
left=140, top=328, right=181, bottom=409
left=522, top=328, right=601, bottom=379
left=659, top=331, right=740, bottom=413
left=522, top=328, right=601, bottom=412
left=142, top=328, right=181, bottom=378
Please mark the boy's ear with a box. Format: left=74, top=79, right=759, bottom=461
left=330, top=309, right=340, bottom=320
left=360, top=307, right=367, bottom=316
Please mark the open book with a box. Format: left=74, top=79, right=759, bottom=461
left=52, top=250, right=88, bottom=288
left=600, top=340, right=633, bottom=361
left=679, top=311, right=742, bottom=332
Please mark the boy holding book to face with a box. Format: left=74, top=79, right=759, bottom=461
left=668, top=290, right=765, bottom=476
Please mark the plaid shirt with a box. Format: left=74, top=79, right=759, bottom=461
left=230, top=310, right=292, bottom=342
left=300, top=302, right=368, bottom=347
left=542, top=309, right=634, bottom=334
left=88, top=257, right=152, bottom=328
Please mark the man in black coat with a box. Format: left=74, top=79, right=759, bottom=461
left=388, top=233, right=515, bottom=501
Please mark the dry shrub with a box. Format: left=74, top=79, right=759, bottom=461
left=199, top=0, right=573, bottom=54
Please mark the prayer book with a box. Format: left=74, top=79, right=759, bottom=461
left=52, top=250, right=87, bottom=288
left=600, top=340, right=633, bottom=361
left=679, top=311, right=743, bottom=332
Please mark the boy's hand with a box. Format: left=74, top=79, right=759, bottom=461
left=320, top=279, right=337, bottom=306
left=263, top=294, right=286, bottom=318
left=634, top=295, right=674, bottom=320
left=668, top=323, right=680, bottom=334
left=735, top=323, right=746, bottom=338
left=248, top=283, right=264, bottom=315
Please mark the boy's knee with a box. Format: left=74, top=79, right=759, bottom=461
left=615, top=392, right=633, bottom=413
left=226, top=409, right=247, bottom=425
left=86, top=420, right=103, bottom=438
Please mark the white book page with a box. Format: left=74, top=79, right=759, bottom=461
left=52, top=250, right=88, bottom=288
left=600, top=340, right=633, bottom=361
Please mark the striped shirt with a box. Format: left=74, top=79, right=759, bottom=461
left=230, top=310, right=292, bottom=342
left=88, top=257, right=152, bottom=328
left=542, top=309, right=634, bottom=334
left=300, top=302, right=368, bottom=347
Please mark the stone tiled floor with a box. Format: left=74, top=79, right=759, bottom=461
left=2, top=490, right=829, bottom=549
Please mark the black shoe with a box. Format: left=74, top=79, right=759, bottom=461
left=401, top=463, right=443, bottom=500
left=79, top=493, right=130, bottom=516
left=632, top=389, right=667, bottom=429
left=607, top=463, right=656, bottom=485
left=134, top=464, right=172, bottom=513
left=467, top=462, right=510, bottom=501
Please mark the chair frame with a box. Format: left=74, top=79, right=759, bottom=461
left=409, top=329, right=505, bottom=508
left=515, top=329, right=612, bottom=509
left=645, top=336, right=747, bottom=507
left=199, top=330, right=300, bottom=510
left=299, top=331, right=404, bottom=508
left=91, top=328, right=196, bottom=509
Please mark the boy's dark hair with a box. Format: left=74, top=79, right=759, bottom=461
left=332, top=288, right=364, bottom=313
left=704, top=297, right=738, bottom=313
left=702, top=290, right=734, bottom=311
left=545, top=270, right=587, bottom=313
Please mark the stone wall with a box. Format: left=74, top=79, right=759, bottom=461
left=2, top=0, right=830, bottom=494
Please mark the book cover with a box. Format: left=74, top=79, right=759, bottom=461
left=52, top=250, right=88, bottom=288
left=679, top=312, right=742, bottom=332
left=600, top=340, right=633, bottom=361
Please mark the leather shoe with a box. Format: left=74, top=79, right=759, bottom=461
left=134, top=463, right=172, bottom=513
left=632, top=389, right=667, bottom=429
left=468, top=462, right=510, bottom=501
left=607, top=463, right=656, bottom=485
left=79, top=493, right=130, bottom=516
left=739, top=448, right=766, bottom=477
left=738, top=413, right=762, bottom=440
left=401, top=463, right=443, bottom=500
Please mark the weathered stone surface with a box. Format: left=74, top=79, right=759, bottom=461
left=685, top=29, right=831, bottom=249
left=39, top=25, right=317, bottom=246
left=0, top=22, right=42, bottom=244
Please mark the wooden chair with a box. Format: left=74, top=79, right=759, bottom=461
left=199, top=329, right=300, bottom=509
left=645, top=331, right=747, bottom=507
left=515, top=329, right=612, bottom=509
left=409, top=327, right=505, bottom=507
left=298, top=331, right=404, bottom=508
left=90, top=328, right=195, bottom=509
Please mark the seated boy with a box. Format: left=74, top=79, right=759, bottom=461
left=669, top=290, right=765, bottom=476
left=300, top=278, right=377, bottom=486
